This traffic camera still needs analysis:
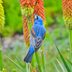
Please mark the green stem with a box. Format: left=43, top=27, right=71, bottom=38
left=31, top=54, right=37, bottom=72
left=31, top=53, right=36, bottom=67
left=0, top=45, right=3, bottom=71
left=41, top=51, right=46, bottom=72
left=69, top=30, right=72, bottom=60
left=26, top=63, right=30, bottom=72
left=35, top=52, right=43, bottom=72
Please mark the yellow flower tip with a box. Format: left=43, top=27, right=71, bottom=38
left=0, top=2, right=5, bottom=33
left=0, top=0, right=3, bottom=4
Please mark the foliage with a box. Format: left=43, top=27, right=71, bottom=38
left=2, top=0, right=22, bottom=36
left=55, top=44, right=71, bottom=72
left=2, top=28, right=71, bottom=72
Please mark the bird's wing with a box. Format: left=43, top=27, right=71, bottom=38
left=31, top=28, right=36, bottom=38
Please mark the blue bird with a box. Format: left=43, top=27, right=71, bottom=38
left=24, top=15, right=46, bottom=63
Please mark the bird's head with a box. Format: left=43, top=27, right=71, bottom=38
left=34, top=15, right=43, bottom=25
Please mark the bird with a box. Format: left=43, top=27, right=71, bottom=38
left=24, top=15, right=46, bottom=63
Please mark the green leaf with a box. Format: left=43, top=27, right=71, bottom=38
left=67, top=59, right=72, bottom=66
left=6, top=55, right=25, bottom=72
left=55, top=44, right=71, bottom=72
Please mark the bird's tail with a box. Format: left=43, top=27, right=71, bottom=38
left=24, top=45, right=35, bottom=63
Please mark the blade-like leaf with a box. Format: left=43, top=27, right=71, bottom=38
left=53, top=63, right=60, bottom=72
left=6, top=56, right=25, bottom=72
left=67, top=59, right=72, bottom=66
left=15, top=57, right=25, bottom=68
left=56, top=59, right=66, bottom=72
left=55, top=44, right=71, bottom=72
left=35, top=52, right=43, bottom=72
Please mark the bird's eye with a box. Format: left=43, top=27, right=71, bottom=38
left=35, top=15, right=38, bottom=20
left=37, top=16, right=38, bottom=20
left=35, top=15, right=37, bottom=19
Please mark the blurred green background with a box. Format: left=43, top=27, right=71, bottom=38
left=0, top=0, right=71, bottom=72
left=1, top=0, right=64, bottom=37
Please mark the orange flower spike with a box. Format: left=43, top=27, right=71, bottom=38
left=62, top=0, right=72, bottom=21
left=34, top=0, right=45, bottom=20
left=20, top=0, right=26, bottom=6
left=20, top=0, right=31, bottom=7
left=30, top=0, right=36, bottom=7
left=20, top=0, right=45, bottom=46
left=37, top=0, right=44, bottom=5
left=23, top=16, right=30, bottom=46
left=20, top=0, right=45, bottom=20
left=62, top=0, right=72, bottom=29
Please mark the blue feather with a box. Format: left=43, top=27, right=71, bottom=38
left=24, top=45, right=35, bottom=63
